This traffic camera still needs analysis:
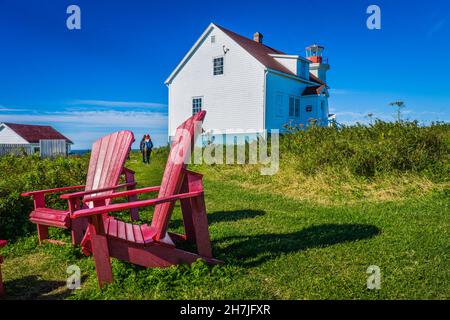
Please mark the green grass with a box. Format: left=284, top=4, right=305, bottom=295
left=1, top=143, right=449, bottom=299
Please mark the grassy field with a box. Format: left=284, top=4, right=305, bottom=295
left=1, top=123, right=449, bottom=300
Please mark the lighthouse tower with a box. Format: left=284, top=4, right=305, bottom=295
left=306, top=44, right=330, bottom=83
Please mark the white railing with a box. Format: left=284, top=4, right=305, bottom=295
left=0, top=144, right=35, bottom=156
left=0, top=140, right=68, bottom=158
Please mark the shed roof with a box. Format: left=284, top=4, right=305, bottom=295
left=2, top=123, right=73, bottom=144
left=302, top=84, right=326, bottom=96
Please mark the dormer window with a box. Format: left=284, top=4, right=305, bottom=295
left=213, top=57, right=224, bottom=75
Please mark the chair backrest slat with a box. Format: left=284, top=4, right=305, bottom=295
left=84, top=131, right=134, bottom=206
left=151, top=111, right=206, bottom=240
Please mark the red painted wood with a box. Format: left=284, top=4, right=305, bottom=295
left=123, top=168, right=140, bottom=221
left=71, top=217, right=89, bottom=246
left=151, top=111, right=206, bottom=240
left=91, top=233, right=114, bottom=288
left=62, top=182, right=136, bottom=200
left=71, top=190, right=203, bottom=219
left=108, top=218, right=118, bottom=238
left=190, top=195, right=213, bottom=258
left=37, top=225, right=49, bottom=244
left=30, top=208, right=70, bottom=225
left=22, top=130, right=134, bottom=246
left=82, top=186, right=160, bottom=203
left=133, top=224, right=144, bottom=244
left=125, top=222, right=135, bottom=242
left=21, top=185, right=85, bottom=197
left=140, top=224, right=157, bottom=244
left=180, top=177, right=196, bottom=242
left=70, top=112, right=223, bottom=289
left=107, top=237, right=222, bottom=268
left=84, top=130, right=134, bottom=206
left=117, top=220, right=126, bottom=240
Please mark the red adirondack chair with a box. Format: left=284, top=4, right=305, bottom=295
left=0, top=240, right=6, bottom=297
left=70, top=111, right=222, bottom=288
left=22, top=131, right=139, bottom=245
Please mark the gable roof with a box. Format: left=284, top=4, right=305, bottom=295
left=215, top=24, right=293, bottom=75
left=166, top=23, right=326, bottom=86
left=215, top=25, right=326, bottom=86
left=2, top=123, right=73, bottom=144
left=302, top=84, right=326, bottom=96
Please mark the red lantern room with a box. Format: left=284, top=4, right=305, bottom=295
left=306, top=44, right=327, bottom=64
left=306, top=44, right=330, bottom=83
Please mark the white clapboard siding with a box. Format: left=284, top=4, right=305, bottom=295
left=39, top=139, right=67, bottom=158
left=0, top=124, right=29, bottom=144
left=167, top=24, right=266, bottom=138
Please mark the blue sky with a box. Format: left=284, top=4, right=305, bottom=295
left=0, top=0, right=449, bottom=149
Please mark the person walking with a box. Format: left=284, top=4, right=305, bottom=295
left=143, top=134, right=153, bottom=164
left=139, top=135, right=147, bottom=163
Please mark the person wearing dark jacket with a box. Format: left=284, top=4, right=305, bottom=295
left=139, top=135, right=146, bottom=163
left=141, top=134, right=153, bottom=164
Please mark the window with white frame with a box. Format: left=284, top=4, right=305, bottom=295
left=213, top=57, right=224, bottom=75
left=211, top=35, right=216, bottom=44
left=289, top=96, right=300, bottom=117
left=192, top=97, right=202, bottom=115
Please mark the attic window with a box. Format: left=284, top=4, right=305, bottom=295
left=211, top=35, right=216, bottom=44
left=213, top=57, right=224, bottom=75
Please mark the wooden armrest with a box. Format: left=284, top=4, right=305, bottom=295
left=72, top=190, right=203, bottom=219
left=21, top=185, right=85, bottom=197
left=83, top=186, right=160, bottom=203
left=60, top=182, right=136, bottom=200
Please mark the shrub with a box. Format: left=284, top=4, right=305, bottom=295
left=0, top=154, right=89, bottom=239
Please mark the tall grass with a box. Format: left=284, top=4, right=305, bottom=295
left=280, top=121, right=449, bottom=178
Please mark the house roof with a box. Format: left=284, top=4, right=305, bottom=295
left=215, top=24, right=326, bottom=86
left=302, top=84, right=326, bottom=96
left=165, top=23, right=327, bottom=86
left=2, top=123, right=73, bottom=144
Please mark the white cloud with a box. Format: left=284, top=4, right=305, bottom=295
left=0, top=105, right=31, bottom=112
left=0, top=109, right=168, bottom=149
left=70, top=99, right=167, bottom=109
left=0, top=110, right=167, bottom=128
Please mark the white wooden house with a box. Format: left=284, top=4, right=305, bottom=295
left=0, top=122, right=73, bottom=157
left=165, top=23, right=332, bottom=142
